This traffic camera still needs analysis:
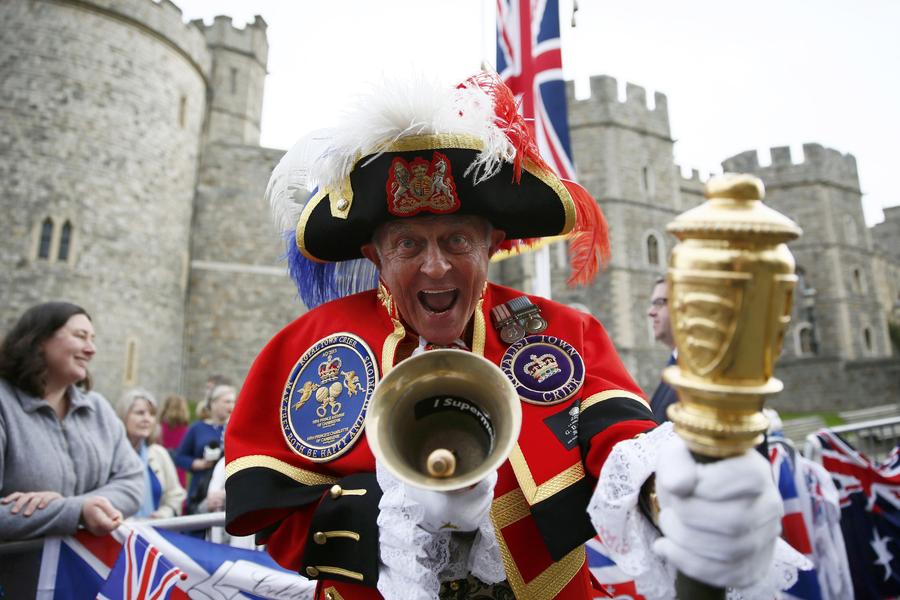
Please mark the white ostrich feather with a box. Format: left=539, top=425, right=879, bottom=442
left=267, top=74, right=517, bottom=234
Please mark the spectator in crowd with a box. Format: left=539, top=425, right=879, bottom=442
left=159, top=393, right=190, bottom=450
left=0, top=301, right=143, bottom=596
left=197, top=374, right=232, bottom=421
left=116, top=388, right=186, bottom=519
left=175, top=384, right=235, bottom=514
left=198, top=455, right=259, bottom=549
left=647, top=277, right=678, bottom=423
left=159, top=393, right=191, bottom=487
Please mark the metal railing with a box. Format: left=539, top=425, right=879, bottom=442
left=0, top=511, right=225, bottom=555
left=803, top=416, right=900, bottom=464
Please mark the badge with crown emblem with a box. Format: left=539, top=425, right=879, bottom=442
left=281, top=333, right=378, bottom=462
left=385, top=151, right=460, bottom=217
left=500, top=335, right=584, bottom=405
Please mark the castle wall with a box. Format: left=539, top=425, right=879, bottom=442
left=769, top=356, right=900, bottom=413
left=0, top=0, right=209, bottom=401
left=553, top=76, right=681, bottom=393
left=184, top=143, right=301, bottom=401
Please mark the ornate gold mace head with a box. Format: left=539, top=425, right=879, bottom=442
left=664, top=173, right=802, bottom=458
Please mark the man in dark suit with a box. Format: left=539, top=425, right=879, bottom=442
left=648, top=277, right=678, bottom=423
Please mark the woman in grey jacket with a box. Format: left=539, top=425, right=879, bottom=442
left=0, top=302, right=143, bottom=595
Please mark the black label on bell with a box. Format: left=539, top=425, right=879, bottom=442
left=542, top=400, right=580, bottom=450
left=414, top=395, right=495, bottom=441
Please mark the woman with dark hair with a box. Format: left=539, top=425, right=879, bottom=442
left=0, top=302, right=143, bottom=594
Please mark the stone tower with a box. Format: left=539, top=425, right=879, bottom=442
left=183, top=16, right=300, bottom=401
left=723, top=145, right=892, bottom=361
left=722, top=145, right=897, bottom=410
left=0, top=0, right=210, bottom=400
left=201, top=14, right=268, bottom=145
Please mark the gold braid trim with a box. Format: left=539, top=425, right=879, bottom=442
left=491, top=488, right=531, bottom=530
left=377, top=282, right=406, bottom=373
left=224, top=455, right=338, bottom=486
left=580, top=390, right=649, bottom=412
left=491, top=489, right=586, bottom=599
left=472, top=296, right=486, bottom=356
left=508, top=444, right=585, bottom=505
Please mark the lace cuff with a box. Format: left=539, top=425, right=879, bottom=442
left=375, top=464, right=505, bottom=600
left=586, top=422, right=810, bottom=600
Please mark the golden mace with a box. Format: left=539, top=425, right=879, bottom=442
left=664, top=173, right=801, bottom=597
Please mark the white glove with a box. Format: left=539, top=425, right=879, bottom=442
left=404, top=471, right=497, bottom=533
left=652, top=435, right=783, bottom=589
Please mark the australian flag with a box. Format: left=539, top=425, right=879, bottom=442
left=817, top=430, right=900, bottom=598
left=497, top=0, right=576, bottom=180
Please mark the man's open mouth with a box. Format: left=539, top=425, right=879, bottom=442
left=418, top=289, right=459, bottom=313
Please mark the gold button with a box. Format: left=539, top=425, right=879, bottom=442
left=325, top=593, right=335, bottom=600
left=336, top=198, right=349, bottom=211
left=450, top=581, right=460, bottom=591
left=313, top=531, right=327, bottom=545
left=330, top=485, right=343, bottom=499
left=306, top=566, right=319, bottom=577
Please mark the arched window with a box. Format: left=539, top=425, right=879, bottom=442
left=178, top=95, right=187, bottom=128
left=844, top=215, right=858, bottom=245
left=863, top=327, right=873, bottom=354
left=644, top=231, right=664, bottom=266
left=641, top=165, right=655, bottom=198
left=793, top=322, right=815, bottom=356
left=124, top=339, right=139, bottom=386
left=852, top=268, right=865, bottom=294
left=57, top=220, right=72, bottom=262
left=38, top=217, right=53, bottom=259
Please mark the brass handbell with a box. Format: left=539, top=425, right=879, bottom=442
left=366, top=349, right=522, bottom=492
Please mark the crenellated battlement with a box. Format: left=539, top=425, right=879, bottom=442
left=73, top=0, right=212, bottom=78
left=566, top=74, right=670, bottom=139
left=201, top=14, right=269, bottom=66
left=722, top=144, right=860, bottom=192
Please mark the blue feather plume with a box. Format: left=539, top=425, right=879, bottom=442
left=284, top=231, right=380, bottom=310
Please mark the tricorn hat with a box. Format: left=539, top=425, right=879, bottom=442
left=268, top=72, right=609, bottom=308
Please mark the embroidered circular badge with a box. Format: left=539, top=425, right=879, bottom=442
left=500, top=335, right=585, bottom=405
left=281, top=333, right=378, bottom=462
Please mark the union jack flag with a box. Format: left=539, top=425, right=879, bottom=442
left=97, top=530, right=184, bottom=600
left=497, top=0, right=576, bottom=180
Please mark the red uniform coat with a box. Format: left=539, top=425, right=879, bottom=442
left=225, top=282, right=655, bottom=599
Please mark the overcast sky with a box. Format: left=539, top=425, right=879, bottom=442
left=177, top=0, right=899, bottom=226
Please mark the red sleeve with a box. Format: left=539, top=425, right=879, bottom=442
left=576, top=313, right=657, bottom=479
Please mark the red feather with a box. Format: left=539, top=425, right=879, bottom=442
left=564, top=180, right=610, bottom=285
left=461, top=73, right=609, bottom=285
left=460, top=72, right=550, bottom=181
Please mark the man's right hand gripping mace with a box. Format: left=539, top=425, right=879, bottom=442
left=664, top=173, right=801, bottom=598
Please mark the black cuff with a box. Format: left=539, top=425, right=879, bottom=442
left=300, top=472, right=382, bottom=587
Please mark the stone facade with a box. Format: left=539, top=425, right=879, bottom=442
left=1, top=0, right=897, bottom=409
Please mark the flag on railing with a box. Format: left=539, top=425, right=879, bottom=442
left=770, top=440, right=824, bottom=600
left=96, top=530, right=183, bottom=600
left=585, top=537, right=644, bottom=599
left=496, top=0, right=576, bottom=181
left=816, top=430, right=900, bottom=598
left=37, top=523, right=315, bottom=600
